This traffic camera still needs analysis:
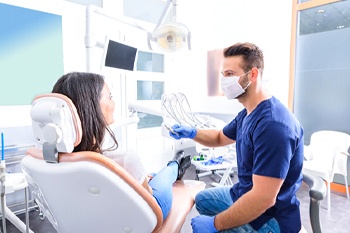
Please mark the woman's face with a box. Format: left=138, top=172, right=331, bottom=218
left=99, top=82, right=115, bottom=125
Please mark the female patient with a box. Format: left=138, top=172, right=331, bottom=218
left=52, top=71, right=191, bottom=220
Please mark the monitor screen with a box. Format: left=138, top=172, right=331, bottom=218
left=104, top=39, right=137, bottom=71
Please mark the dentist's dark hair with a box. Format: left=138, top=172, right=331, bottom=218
left=224, top=42, right=264, bottom=75
left=52, top=72, right=118, bottom=153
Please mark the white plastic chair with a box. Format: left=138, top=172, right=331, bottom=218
left=1, top=172, right=33, bottom=233
left=21, top=93, right=205, bottom=233
left=302, top=130, right=350, bottom=210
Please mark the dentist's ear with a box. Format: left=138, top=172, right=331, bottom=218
left=250, top=67, right=260, bottom=81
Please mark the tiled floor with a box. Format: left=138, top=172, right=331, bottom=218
left=1, top=164, right=349, bottom=233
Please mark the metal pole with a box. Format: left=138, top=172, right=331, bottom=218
left=0, top=160, right=7, bottom=233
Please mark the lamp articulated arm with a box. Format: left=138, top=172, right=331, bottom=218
left=85, top=0, right=190, bottom=65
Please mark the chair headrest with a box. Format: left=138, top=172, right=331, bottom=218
left=31, top=93, right=82, bottom=162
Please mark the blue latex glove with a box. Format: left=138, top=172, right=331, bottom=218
left=169, top=124, right=197, bottom=139
left=191, top=215, right=218, bottom=233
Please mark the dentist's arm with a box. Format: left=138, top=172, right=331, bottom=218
left=170, top=124, right=235, bottom=147
left=191, top=175, right=283, bottom=232
left=214, top=175, right=283, bottom=230
left=169, top=124, right=197, bottom=139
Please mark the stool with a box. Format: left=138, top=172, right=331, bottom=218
left=1, top=173, right=33, bottom=233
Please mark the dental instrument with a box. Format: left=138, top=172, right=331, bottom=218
left=163, top=123, right=179, bottom=136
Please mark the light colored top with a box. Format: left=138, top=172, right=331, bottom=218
left=102, top=136, right=147, bottom=184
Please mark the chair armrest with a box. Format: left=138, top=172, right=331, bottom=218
left=302, top=170, right=327, bottom=233
left=341, top=151, right=350, bottom=157
left=303, top=145, right=313, bottom=161
left=303, top=171, right=327, bottom=201
left=331, top=150, right=350, bottom=175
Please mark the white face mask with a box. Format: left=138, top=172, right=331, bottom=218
left=220, top=71, right=251, bottom=99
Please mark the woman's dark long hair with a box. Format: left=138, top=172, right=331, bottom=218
left=52, top=72, right=118, bottom=153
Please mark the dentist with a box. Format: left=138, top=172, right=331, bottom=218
left=170, top=42, right=304, bottom=233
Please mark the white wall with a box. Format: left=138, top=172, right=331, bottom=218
left=0, top=0, right=86, bottom=149
left=0, top=0, right=86, bottom=130
left=98, top=0, right=293, bottom=111
left=0, top=0, right=86, bottom=73
left=0, top=0, right=293, bottom=157
left=167, top=0, right=293, bottom=116
left=0, top=0, right=292, bottom=128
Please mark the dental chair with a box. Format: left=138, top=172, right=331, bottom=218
left=21, top=93, right=205, bottom=233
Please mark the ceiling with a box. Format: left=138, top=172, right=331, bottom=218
left=299, top=0, right=350, bottom=35
left=64, top=0, right=350, bottom=36
left=64, top=0, right=103, bottom=7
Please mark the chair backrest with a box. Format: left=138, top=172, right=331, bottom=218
left=30, top=93, right=82, bottom=163
left=309, top=130, right=350, bottom=175
left=22, top=93, right=163, bottom=233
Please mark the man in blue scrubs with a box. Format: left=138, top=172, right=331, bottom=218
left=169, top=42, right=304, bottom=232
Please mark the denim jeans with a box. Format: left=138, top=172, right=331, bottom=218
left=148, top=162, right=178, bottom=220
left=195, top=186, right=281, bottom=233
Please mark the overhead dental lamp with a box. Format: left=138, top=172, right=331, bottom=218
left=150, top=22, right=190, bottom=52
left=85, top=0, right=191, bottom=71
left=148, top=0, right=191, bottom=52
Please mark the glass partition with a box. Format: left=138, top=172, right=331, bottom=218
left=136, top=51, right=164, bottom=73
left=293, top=0, right=350, bottom=143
